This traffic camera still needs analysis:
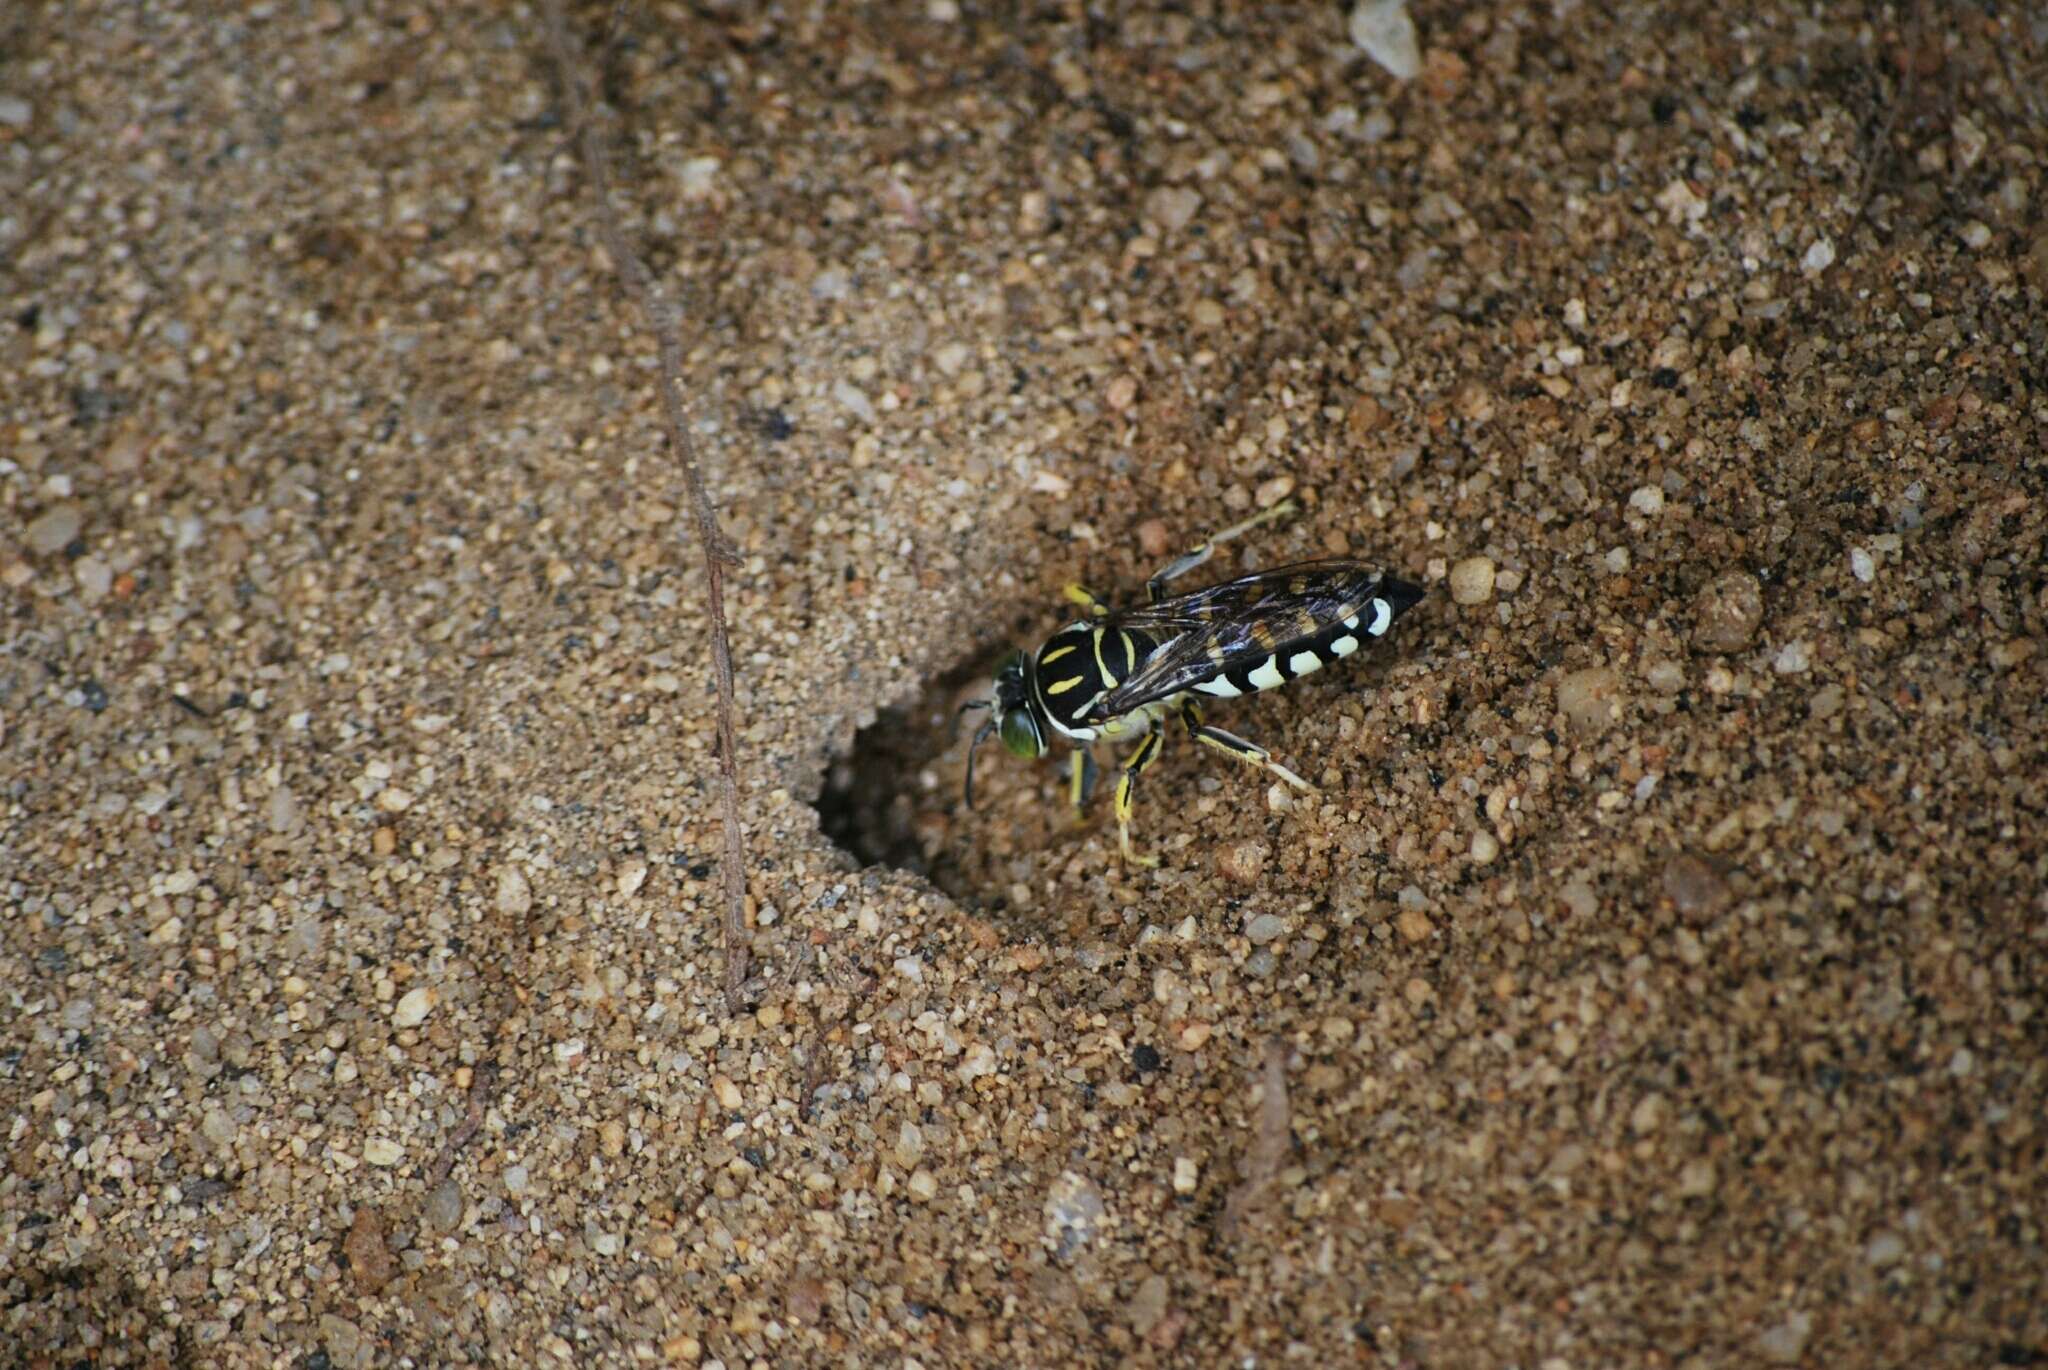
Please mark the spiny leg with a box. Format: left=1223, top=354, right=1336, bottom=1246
left=1067, top=748, right=1100, bottom=823
left=1147, top=498, right=1298, bottom=603
left=1062, top=584, right=1111, bottom=617
left=1180, top=702, right=1315, bottom=793
left=1113, top=721, right=1166, bottom=867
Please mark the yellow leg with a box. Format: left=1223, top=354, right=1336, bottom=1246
left=1147, top=498, right=1298, bottom=602
left=1113, top=723, right=1166, bottom=866
left=1062, top=583, right=1110, bottom=616
left=1180, top=703, right=1315, bottom=793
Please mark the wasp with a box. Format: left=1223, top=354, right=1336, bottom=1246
left=962, top=500, right=1425, bottom=865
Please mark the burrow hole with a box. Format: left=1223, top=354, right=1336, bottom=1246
left=814, top=653, right=993, bottom=906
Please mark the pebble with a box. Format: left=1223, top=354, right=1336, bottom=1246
left=1864, top=1230, right=1905, bottom=1267
left=201, top=1106, right=237, bottom=1148
left=907, top=1168, right=939, bottom=1201
left=1772, top=641, right=1811, bottom=674
left=1173, top=1157, right=1199, bottom=1193
left=503, top=1164, right=531, bottom=1197
left=1469, top=830, right=1499, bottom=864
left=392, top=986, right=436, bottom=1028
left=1128, top=1273, right=1170, bottom=1337
left=1801, top=237, right=1836, bottom=274
left=1448, top=556, right=1495, bottom=605
left=1144, top=186, right=1202, bottom=234
left=1556, top=666, right=1624, bottom=735
left=1849, top=546, right=1876, bottom=582
left=1244, top=913, right=1288, bottom=945
left=1692, top=572, right=1764, bottom=652
left=616, top=860, right=648, bottom=898
left=1043, top=1172, right=1106, bottom=1259
left=1757, top=1312, right=1812, bottom=1364
left=1395, top=907, right=1433, bottom=942
left=363, top=1138, right=403, bottom=1167
left=496, top=866, right=532, bottom=916
left=26, top=502, right=83, bottom=556
left=75, top=557, right=112, bottom=600
left=678, top=156, right=720, bottom=201
left=424, top=1178, right=464, bottom=1233
left=1628, top=485, right=1665, bottom=516
left=832, top=380, right=874, bottom=423
left=1218, top=840, right=1268, bottom=884
left=1350, top=0, right=1421, bottom=80
left=0, top=96, right=32, bottom=128
left=1661, top=852, right=1731, bottom=923
left=268, top=785, right=300, bottom=835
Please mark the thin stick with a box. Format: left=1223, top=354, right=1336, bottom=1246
left=1219, top=1039, right=1294, bottom=1240
left=429, top=1062, right=499, bottom=1184
left=1854, top=2, right=1919, bottom=227
left=542, top=1, right=752, bottom=1012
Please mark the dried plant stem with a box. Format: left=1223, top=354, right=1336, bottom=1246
left=543, top=1, right=752, bottom=1012
left=1220, top=1039, right=1294, bottom=1240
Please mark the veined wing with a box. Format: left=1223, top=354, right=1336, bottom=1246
left=1083, top=561, right=1397, bottom=721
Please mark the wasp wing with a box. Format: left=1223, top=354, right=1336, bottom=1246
left=1082, top=561, right=1393, bottom=721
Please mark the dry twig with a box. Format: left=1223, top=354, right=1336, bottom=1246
left=1219, top=1039, right=1294, bottom=1240
left=542, top=1, right=753, bottom=1012
left=428, top=1062, right=499, bottom=1185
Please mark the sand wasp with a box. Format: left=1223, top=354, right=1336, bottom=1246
left=962, top=501, right=1424, bottom=865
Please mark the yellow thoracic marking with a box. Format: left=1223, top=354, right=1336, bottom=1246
left=1120, top=631, right=1136, bottom=671
left=1092, top=629, right=1112, bottom=685
left=1040, top=643, right=1078, bottom=664
left=1045, top=675, right=1086, bottom=695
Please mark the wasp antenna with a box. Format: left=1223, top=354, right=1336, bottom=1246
left=952, top=697, right=992, bottom=742
left=963, top=717, right=997, bottom=811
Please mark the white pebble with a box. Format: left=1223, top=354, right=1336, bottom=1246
left=26, top=502, right=83, bottom=556
left=832, top=379, right=874, bottom=423
left=1849, top=547, right=1876, bottom=582
left=1802, top=238, right=1836, bottom=274
left=1144, top=185, right=1202, bottom=233
left=1449, top=556, right=1495, bottom=605
left=1349, top=0, right=1420, bottom=80
left=75, top=557, right=113, bottom=601
left=1244, top=913, right=1288, bottom=945
left=1773, top=641, right=1812, bottom=674
left=1628, top=485, right=1665, bottom=515
left=392, top=986, right=437, bottom=1028
left=678, top=156, right=721, bottom=201
left=363, top=1138, right=404, bottom=1167
left=496, top=866, right=532, bottom=916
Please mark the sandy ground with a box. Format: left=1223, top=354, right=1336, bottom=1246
left=5, top=1, right=2047, bottom=1365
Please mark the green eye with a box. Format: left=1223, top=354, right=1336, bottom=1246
left=998, top=709, right=1044, bottom=758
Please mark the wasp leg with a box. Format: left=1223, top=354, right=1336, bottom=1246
left=1062, top=583, right=1111, bottom=617
left=1180, top=702, right=1316, bottom=793
left=1146, top=498, right=1299, bottom=603
left=1113, top=721, right=1166, bottom=866
left=1068, top=748, right=1100, bottom=822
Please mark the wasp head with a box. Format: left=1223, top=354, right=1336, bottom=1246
left=960, top=649, right=1047, bottom=810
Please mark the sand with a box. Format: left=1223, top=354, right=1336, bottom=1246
left=4, top=2, right=2045, bottom=1364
